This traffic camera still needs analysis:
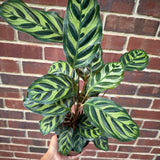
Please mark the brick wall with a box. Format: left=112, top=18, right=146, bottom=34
left=0, top=0, right=160, bottom=159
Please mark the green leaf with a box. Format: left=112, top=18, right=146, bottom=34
left=87, top=62, right=124, bottom=96
left=39, top=115, right=65, bottom=135
left=77, top=114, right=101, bottom=140
left=27, top=74, right=77, bottom=104
left=63, top=0, right=102, bottom=69
left=88, top=46, right=104, bottom=73
left=93, top=136, right=109, bottom=151
left=48, top=61, right=78, bottom=82
left=72, top=128, right=87, bottom=153
left=58, top=126, right=73, bottom=156
left=83, top=97, right=140, bottom=142
left=23, top=98, right=73, bottom=116
left=119, top=49, right=149, bottom=71
left=0, top=0, right=63, bottom=42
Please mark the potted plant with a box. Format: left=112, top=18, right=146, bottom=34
left=0, top=0, right=149, bottom=156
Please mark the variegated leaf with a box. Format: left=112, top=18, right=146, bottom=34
left=93, top=136, right=109, bottom=151
left=39, top=115, right=65, bottom=135
left=27, top=74, right=77, bottom=104
left=86, top=62, right=124, bottom=96
left=48, top=61, right=78, bottom=82
left=63, top=0, right=102, bottom=69
left=58, top=126, right=74, bottom=156
left=88, top=46, right=104, bottom=73
left=72, top=128, right=87, bottom=153
left=83, top=97, right=140, bottom=142
left=23, top=98, right=73, bottom=116
left=78, top=114, right=101, bottom=140
left=0, top=0, right=63, bottom=42
left=119, top=49, right=149, bottom=71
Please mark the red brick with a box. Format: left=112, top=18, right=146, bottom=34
left=148, top=57, right=160, bottom=70
left=101, top=34, right=126, bottom=51
left=0, top=110, right=23, bottom=119
left=0, top=128, right=25, bottom=137
left=130, top=153, right=154, bottom=160
left=44, top=47, right=66, bottom=61
left=118, top=146, right=151, bottom=153
left=12, top=138, right=45, bottom=146
left=104, top=15, right=159, bottom=36
left=0, top=87, right=21, bottom=98
left=23, top=61, right=51, bottom=75
left=138, top=0, right=160, bottom=18
left=137, top=139, right=160, bottom=146
left=152, top=148, right=160, bottom=154
left=0, top=120, right=7, bottom=127
left=156, top=156, right=160, bottom=160
left=0, top=24, right=14, bottom=40
left=30, top=146, right=47, bottom=153
left=8, top=121, right=39, bottom=130
left=28, top=131, right=52, bottom=139
left=0, top=99, right=3, bottom=108
left=0, top=144, right=27, bottom=152
left=99, top=0, right=134, bottom=14
left=18, top=31, right=44, bottom=43
left=15, top=152, right=42, bottom=159
left=111, top=97, right=151, bottom=108
left=0, top=137, right=10, bottom=143
left=152, top=99, right=160, bottom=109
left=25, top=112, right=43, bottom=121
left=0, top=74, right=39, bottom=87
left=5, top=99, right=26, bottom=110
left=109, top=138, right=135, bottom=145
left=0, top=59, right=19, bottom=73
left=127, top=37, right=160, bottom=56
left=23, top=0, right=67, bottom=6
left=79, top=150, right=96, bottom=157
left=103, top=52, right=122, bottom=63
left=0, top=151, right=13, bottom=157
left=0, top=43, right=42, bottom=59
left=140, top=130, right=158, bottom=138
left=97, top=151, right=129, bottom=158
left=138, top=86, right=160, bottom=98
left=131, top=110, right=160, bottom=120
left=123, top=71, right=160, bottom=85
left=142, top=121, right=160, bottom=130
left=107, top=84, right=137, bottom=95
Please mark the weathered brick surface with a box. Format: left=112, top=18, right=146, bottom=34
left=127, top=37, right=160, bottom=56
left=104, top=15, right=159, bottom=36
left=0, top=43, right=42, bottom=59
left=0, top=0, right=160, bottom=160
left=138, top=0, right=160, bottom=18
left=0, top=24, right=14, bottom=40
left=99, top=0, right=134, bottom=14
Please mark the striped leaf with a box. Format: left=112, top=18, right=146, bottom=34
left=39, top=115, right=65, bottom=135
left=72, top=128, right=87, bottom=153
left=48, top=61, right=78, bottom=82
left=58, top=126, right=74, bottom=156
left=0, top=0, right=63, bottom=42
left=93, top=136, right=109, bottom=151
left=27, top=74, right=77, bottom=104
left=88, top=46, right=104, bottom=73
left=83, top=97, right=140, bottom=142
left=119, top=49, right=149, bottom=71
left=87, top=62, right=124, bottom=96
left=23, top=98, right=73, bottom=116
left=63, top=0, right=102, bottom=69
left=78, top=114, right=101, bottom=140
